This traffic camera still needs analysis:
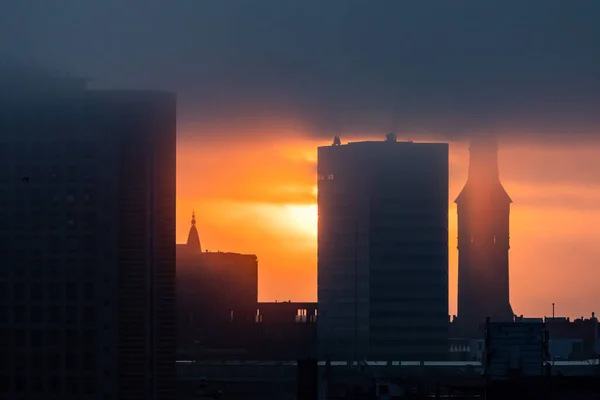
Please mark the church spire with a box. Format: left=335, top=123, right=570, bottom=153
left=186, top=210, right=201, bottom=251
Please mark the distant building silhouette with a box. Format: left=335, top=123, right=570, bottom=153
left=317, top=138, right=449, bottom=361
left=175, top=217, right=318, bottom=360
left=544, top=313, right=599, bottom=360
left=455, top=138, right=514, bottom=336
left=0, top=73, right=176, bottom=399
left=176, top=301, right=318, bottom=362
left=253, top=302, right=317, bottom=360
left=176, top=215, right=258, bottom=346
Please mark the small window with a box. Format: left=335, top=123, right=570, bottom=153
left=13, top=282, right=25, bottom=300
left=30, top=330, right=43, bottom=347
left=66, top=353, right=79, bottom=371
left=82, top=330, right=95, bottom=348
left=66, top=330, right=78, bottom=347
left=318, top=174, right=325, bottom=181
left=30, top=306, right=43, bottom=323
left=47, top=306, right=61, bottom=323
left=84, top=282, right=95, bottom=300
left=47, top=330, right=59, bottom=346
left=67, top=379, right=78, bottom=394
left=82, top=306, right=96, bottom=325
left=327, top=174, right=334, bottom=180
left=66, top=282, right=78, bottom=300
left=84, top=378, right=95, bottom=394
left=15, top=353, right=26, bottom=371
left=66, top=306, right=78, bottom=323
left=31, top=353, right=44, bottom=369
left=13, top=306, right=25, bottom=324
left=14, top=375, right=26, bottom=391
left=295, top=308, right=308, bottom=323
left=31, top=283, right=43, bottom=301
left=83, top=353, right=95, bottom=371
left=48, top=283, right=60, bottom=301
left=49, top=376, right=61, bottom=392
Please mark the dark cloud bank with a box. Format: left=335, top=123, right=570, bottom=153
left=1, top=0, right=599, bottom=141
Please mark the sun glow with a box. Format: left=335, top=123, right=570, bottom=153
left=249, top=202, right=318, bottom=243
left=283, top=204, right=318, bottom=239
left=176, top=134, right=600, bottom=315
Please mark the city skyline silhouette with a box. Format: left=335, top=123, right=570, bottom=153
left=3, top=1, right=599, bottom=320
left=2, top=2, right=599, bottom=398
left=177, top=135, right=600, bottom=319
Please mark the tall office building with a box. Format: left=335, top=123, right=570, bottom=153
left=455, top=138, right=514, bottom=336
left=0, top=71, right=176, bottom=399
left=317, top=135, right=449, bottom=361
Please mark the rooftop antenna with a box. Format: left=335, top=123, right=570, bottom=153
left=332, top=134, right=341, bottom=146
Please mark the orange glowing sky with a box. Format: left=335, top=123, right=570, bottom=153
left=176, top=128, right=600, bottom=319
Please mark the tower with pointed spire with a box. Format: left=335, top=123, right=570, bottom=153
left=455, top=137, right=514, bottom=336
left=186, top=211, right=201, bottom=251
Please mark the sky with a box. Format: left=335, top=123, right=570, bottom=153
left=1, top=0, right=599, bottom=318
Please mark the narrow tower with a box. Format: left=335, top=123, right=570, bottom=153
left=455, top=137, right=514, bottom=336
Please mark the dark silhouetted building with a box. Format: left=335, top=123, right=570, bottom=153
left=317, top=137, right=449, bottom=361
left=0, top=72, right=176, bottom=399
left=176, top=216, right=258, bottom=347
left=254, top=302, right=318, bottom=359
left=484, top=319, right=547, bottom=381
left=175, top=217, right=318, bottom=361
left=176, top=301, right=318, bottom=362
left=455, top=138, right=514, bottom=337
left=544, top=313, right=599, bottom=360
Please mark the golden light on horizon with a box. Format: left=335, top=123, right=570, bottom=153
left=176, top=134, right=600, bottom=317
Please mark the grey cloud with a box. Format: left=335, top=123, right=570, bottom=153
left=1, top=0, right=599, bottom=140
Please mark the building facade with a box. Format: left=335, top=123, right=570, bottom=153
left=0, top=75, right=176, bottom=399
left=545, top=314, right=599, bottom=360
left=175, top=219, right=317, bottom=360
left=176, top=217, right=258, bottom=347
left=317, top=137, right=449, bottom=361
left=455, top=138, right=514, bottom=337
